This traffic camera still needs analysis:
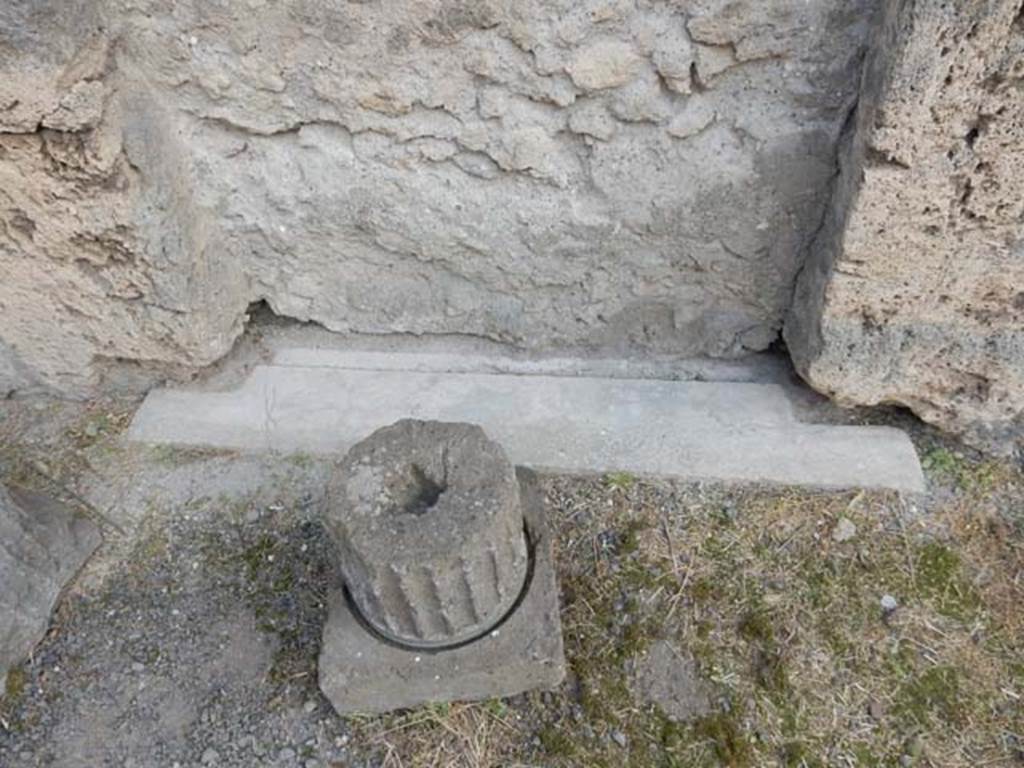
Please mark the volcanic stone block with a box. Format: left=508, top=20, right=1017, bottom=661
left=1, top=486, right=101, bottom=688
left=324, top=420, right=528, bottom=647
left=319, top=468, right=564, bottom=714
left=785, top=0, right=1024, bottom=453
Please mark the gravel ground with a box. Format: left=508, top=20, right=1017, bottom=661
left=0, top=395, right=1021, bottom=767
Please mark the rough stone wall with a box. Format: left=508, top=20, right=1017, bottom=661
left=786, top=0, right=1024, bottom=453
left=1, top=0, right=877, bottom=395
left=0, top=1, right=249, bottom=395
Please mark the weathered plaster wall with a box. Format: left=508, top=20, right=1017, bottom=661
left=786, top=0, right=1024, bottom=453
left=1, top=0, right=877, bottom=395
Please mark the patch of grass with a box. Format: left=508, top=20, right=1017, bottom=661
left=914, top=541, right=980, bottom=620
left=136, top=524, right=170, bottom=563
left=922, top=447, right=962, bottom=477
left=689, top=576, right=722, bottom=603
left=66, top=406, right=133, bottom=448
left=738, top=608, right=775, bottom=645
left=285, top=451, right=316, bottom=468
left=538, top=724, right=576, bottom=757
left=921, top=448, right=1007, bottom=492
left=895, top=665, right=964, bottom=727
left=693, top=712, right=754, bottom=767
left=780, top=740, right=824, bottom=768
left=147, top=444, right=238, bottom=467
left=3, top=666, right=27, bottom=704
left=241, top=534, right=277, bottom=582
left=483, top=698, right=508, bottom=719
left=603, top=471, right=636, bottom=491
left=618, top=518, right=648, bottom=555
left=1, top=665, right=28, bottom=731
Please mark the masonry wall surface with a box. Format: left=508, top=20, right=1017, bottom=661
left=0, top=0, right=878, bottom=395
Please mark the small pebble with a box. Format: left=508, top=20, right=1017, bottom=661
left=303, top=700, right=317, bottom=714
left=611, top=730, right=628, bottom=748
left=279, top=747, right=296, bottom=760
left=881, top=594, right=899, bottom=612
left=201, top=747, right=220, bottom=765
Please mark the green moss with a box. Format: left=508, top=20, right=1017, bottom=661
left=921, top=448, right=961, bottom=477
left=3, top=666, right=27, bottom=703
left=1, top=665, right=29, bottom=731
left=693, top=712, right=753, bottom=767
left=618, top=519, right=649, bottom=556
left=241, top=534, right=277, bottom=581
left=272, top=569, right=295, bottom=594
left=621, top=559, right=666, bottom=592
left=796, top=557, right=840, bottom=610
left=426, top=701, right=452, bottom=718
left=737, top=608, right=792, bottom=698
left=148, top=444, right=218, bottom=466
left=484, top=698, right=508, bottom=719
left=851, top=745, right=882, bottom=767
left=603, top=472, right=637, bottom=491
left=895, top=665, right=963, bottom=727
left=758, top=651, right=790, bottom=696
left=285, top=451, right=316, bottom=468
left=738, top=609, right=774, bottom=645
left=914, top=542, right=980, bottom=620
left=780, top=740, right=824, bottom=767
left=921, top=448, right=1004, bottom=491
left=538, top=724, right=576, bottom=757
left=571, top=654, right=633, bottom=724
left=267, top=639, right=307, bottom=685
left=689, top=576, right=721, bottom=604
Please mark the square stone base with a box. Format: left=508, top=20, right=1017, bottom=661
left=318, top=469, right=565, bottom=715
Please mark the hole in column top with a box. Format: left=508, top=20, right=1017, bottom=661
left=390, top=463, right=446, bottom=516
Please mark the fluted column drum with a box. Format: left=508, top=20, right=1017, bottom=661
left=325, top=419, right=528, bottom=647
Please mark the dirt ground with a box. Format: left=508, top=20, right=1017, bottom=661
left=0, top=396, right=1021, bottom=767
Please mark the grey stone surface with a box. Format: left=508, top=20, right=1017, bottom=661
left=318, top=469, right=565, bottom=714
left=0, top=0, right=878, bottom=395
left=127, top=349, right=926, bottom=492
left=0, top=341, right=38, bottom=398
left=0, top=485, right=101, bottom=688
left=324, top=420, right=528, bottom=647
left=630, top=640, right=712, bottom=722
left=785, top=0, right=1024, bottom=454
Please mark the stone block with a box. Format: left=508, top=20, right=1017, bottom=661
left=786, top=0, right=1024, bottom=453
left=0, top=486, right=101, bottom=688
